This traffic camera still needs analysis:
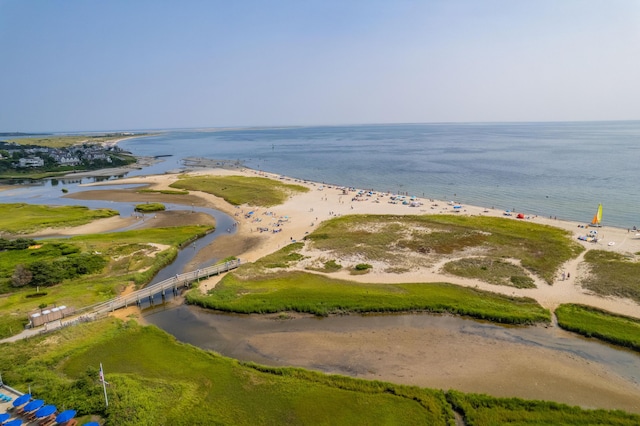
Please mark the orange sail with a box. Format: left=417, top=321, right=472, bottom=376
left=590, top=203, right=602, bottom=226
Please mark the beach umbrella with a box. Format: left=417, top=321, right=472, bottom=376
left=3, top=419, right=22, bottom=426
left=35, top=404, right=57, bottom=419
left=55, top=410, right=77, bottom=424
left=83, top=422, right=100, bottom=426
left=11, top=393, right=30, bottom=407
left=22, top=399, right=44, bottom=413
left=0, top=413, right=10, bottom=423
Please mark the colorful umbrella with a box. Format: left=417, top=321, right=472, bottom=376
left=0, top=413, right=10, bottom=423
left=11, top=393, right=30, bottom=407
left=3, top=419, right=22, bottom=426
left=22, top=398, right=44, bottom=413
left=55, top=410, right=77, bottom=424
left=35, top=404, right=57, bottom=418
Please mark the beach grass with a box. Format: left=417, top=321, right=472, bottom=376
left=306, top=214, right=583, bottom=284
left=0, top=203, right=119, bottom=234
left=0, top=225, right=212, bottom=338
left=446, top=390, right=640, bottom=425
left=580, top=250, right=640, bottom=303
left=555, top=304, right=640, bottom=351
left=169, top=175, right=309, bottom=206
left=187, top=270, right=550, bottom=324
left=442, top=257, right=536, bottom=288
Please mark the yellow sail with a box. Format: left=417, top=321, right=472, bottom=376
left=591, top=203, right=602, bottom=226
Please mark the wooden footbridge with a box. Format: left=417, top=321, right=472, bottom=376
left=89, top=259, right=241, bottom=316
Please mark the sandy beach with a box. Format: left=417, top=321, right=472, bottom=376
left=61, top=165, right=640, bottom=413
left=73, top=166, right=640, bottom=320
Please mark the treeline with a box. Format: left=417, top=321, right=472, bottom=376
left=0, top=237, right=36, bottom=251
left=10, top=242, right=107, bottom=288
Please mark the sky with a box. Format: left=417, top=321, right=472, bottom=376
left=1, top=0, right=639, bottom=132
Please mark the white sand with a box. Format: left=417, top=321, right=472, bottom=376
left=80, top=167, right=640, bottom=320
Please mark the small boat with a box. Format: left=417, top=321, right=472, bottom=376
left=590, top=203, right=603, bottom=227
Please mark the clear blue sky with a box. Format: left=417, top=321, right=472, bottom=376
left=1, top=0, right=639, bottom=132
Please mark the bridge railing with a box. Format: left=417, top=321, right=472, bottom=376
left=85, top=259, right=242, bottom=315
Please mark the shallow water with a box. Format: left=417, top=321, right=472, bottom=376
left=143, top=304, right=640, bottom=412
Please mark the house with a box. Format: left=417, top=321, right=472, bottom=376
left=18, top=157, right=44, bottom=168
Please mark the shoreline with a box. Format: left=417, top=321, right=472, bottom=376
left=77, top=164, right=640, bottom=320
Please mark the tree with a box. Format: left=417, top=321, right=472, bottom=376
left=11, top=264, right=32, bottom=287
left=28, top=261, right=65, bottom=287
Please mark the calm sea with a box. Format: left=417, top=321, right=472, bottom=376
left=2, top=121, right=639, bottom=229
left=117, top=121, right=640, bottom=229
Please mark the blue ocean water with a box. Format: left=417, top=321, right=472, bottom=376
left=117, top=121, right=640, bottom=229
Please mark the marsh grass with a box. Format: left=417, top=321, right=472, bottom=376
left=188, top=271, right=550, bottom=324
left=0, top=203, right=119, bottom=234
left=580, top=250, right=640, bottom=303
left=137, top=189, right=189, bottom=195
left=169, top=175, right=309, bottom=207
left=307, top=214, right=583, bottom=284
left=446, top=390, right=640, bottom=425
left=442, top=257, right=536, bottom=288
left=0, top=318, right=453, bottom=425
left=134, top=202, right=165, bottom=212
left=555, top=304, right=640, bottom=351
left=2, top=318, right=634, bottom=424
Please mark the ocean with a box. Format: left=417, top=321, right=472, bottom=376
left=118, top=121, right=640, bottom=229
left=3, top=121, right=639, bottom=229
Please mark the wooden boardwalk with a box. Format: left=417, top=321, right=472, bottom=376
left=90, top=259, right=241, bottom=315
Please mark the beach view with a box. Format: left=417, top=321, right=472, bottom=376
left=1, top=1, right=639, bottom=425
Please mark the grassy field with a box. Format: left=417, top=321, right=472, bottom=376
left=579, top=250, right=640, bottom=303
left=555, top=304, right=640, bottom=351
left=1, top=318, right=637, bottom=425
left=169, top=175, right=309, bottom=207
left=306, top=214, right=583, bottom=284
left=0, top=203, right=119, bottom=234
left=0, top=225, right=213, bottom=339
left=187, top=270, right=551, bottom=324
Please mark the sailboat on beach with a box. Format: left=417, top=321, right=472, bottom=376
left=590, top=203, right=603, bottom=227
